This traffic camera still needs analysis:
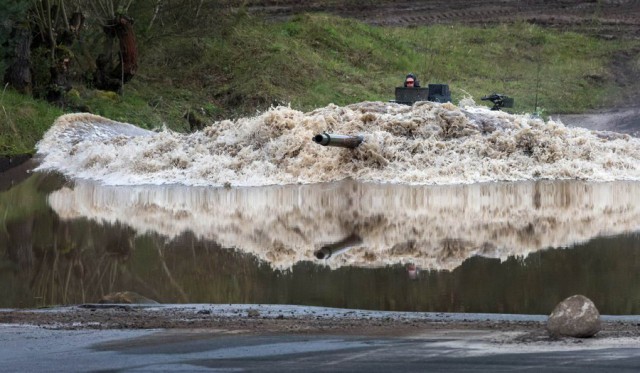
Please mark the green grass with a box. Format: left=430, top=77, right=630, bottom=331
left=0, top=87, right=63, bottom=155
left=389, top=22, right=621, bottom=113
left=1, top=13, right=637, bottom=156
left=139, top=14, right=635, bottom=114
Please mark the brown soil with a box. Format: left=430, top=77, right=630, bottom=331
left=0, top=307, right=519, bottom=335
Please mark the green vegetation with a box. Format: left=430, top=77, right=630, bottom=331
left=0, top=1, right=30, bottom=77
left=2, top=12, right=638, bottom=156
left=0, top=88, right=63, bottom=155
left=396, top=23, right=626, bottom=114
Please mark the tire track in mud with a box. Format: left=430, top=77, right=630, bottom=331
left=364, top=1, right=640, bottom=29
left=239, top=0, right=640, bottom=35
left=377, top=8, right=538, bottom=27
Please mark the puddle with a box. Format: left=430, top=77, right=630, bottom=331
left=1, top=170, right=639, bottom=314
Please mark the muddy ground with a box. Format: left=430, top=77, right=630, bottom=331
left=2, top=304, right=640, bottom=343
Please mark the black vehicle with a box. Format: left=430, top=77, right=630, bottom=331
left=392, top=83, right=452, bottom=105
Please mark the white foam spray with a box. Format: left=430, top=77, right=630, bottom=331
left=36, top=101, right=640, bottom=186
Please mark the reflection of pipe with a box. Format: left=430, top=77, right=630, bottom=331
left=314, top=234, right=363, bottom=260
left=313, top=133, right=363, bottom=148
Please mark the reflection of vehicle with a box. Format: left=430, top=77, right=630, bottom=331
left=392, top=84, right=451, bottom=105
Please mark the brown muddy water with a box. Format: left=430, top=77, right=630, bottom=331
left=2, top=163, right=639, bottom=315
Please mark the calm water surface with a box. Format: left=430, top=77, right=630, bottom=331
left=2, top=162, right=640, bottom=314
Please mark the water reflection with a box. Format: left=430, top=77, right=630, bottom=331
left=2, top=172, right=640, bottom=314
left=48, top=179, right=640, bottom=270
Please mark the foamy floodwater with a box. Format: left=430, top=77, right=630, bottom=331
left=35, top=101, right=640, bottom=186
left=48, top=179, right=640, bottom=271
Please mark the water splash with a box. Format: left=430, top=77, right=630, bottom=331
left=36, top=101, right=640, bottom=186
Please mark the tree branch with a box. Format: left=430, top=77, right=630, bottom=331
left=147, top=0, right=163, bottom=31
left=60, top=0, right=70, bottom=31
left=45, top=0, right=56, bottom=60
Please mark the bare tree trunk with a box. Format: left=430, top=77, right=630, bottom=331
left=95, top=15, right=138, bottom=92
left=114, top=15, right=138, bottom=83
left=195, top=0, right=204, bottom=19
left=147, top=0, right=163, bottom=31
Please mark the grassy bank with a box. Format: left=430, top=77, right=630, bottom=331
left=1, top=13, right=637, bottom=156
left=0, top=88, right=62, bottom=156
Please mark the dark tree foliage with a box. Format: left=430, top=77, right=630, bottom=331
left=1, top=0, right=32, bottom=92
left=2, top=0, right=231, bottom=101
left=2, top=0, right=143, bottom=100
left=2, top=1, right=80, bottom=101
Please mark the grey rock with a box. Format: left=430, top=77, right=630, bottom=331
left=547, top=295, right=601, bottom=338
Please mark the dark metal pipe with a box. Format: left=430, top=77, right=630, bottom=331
left=314, top=234, right=363, bottom=260
left=313, top=133, right=364, bottom=148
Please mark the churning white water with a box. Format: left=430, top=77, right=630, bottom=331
left=35, top=101, right=640, bottom=186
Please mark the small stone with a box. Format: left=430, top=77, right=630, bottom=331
left=99, top=291, right=158, bottom=305
left=247, top=309, right=260, bottom=318
left=547, top=295, right=601, bottom=338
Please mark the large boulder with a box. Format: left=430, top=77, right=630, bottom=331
left=547, top=295, right=601, bottom=338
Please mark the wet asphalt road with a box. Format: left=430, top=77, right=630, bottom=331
left=3, top=325, right=640, bottom=372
